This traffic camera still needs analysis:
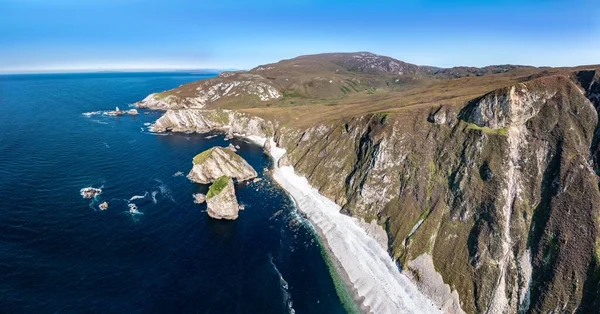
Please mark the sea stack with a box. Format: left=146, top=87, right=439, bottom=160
left=188, top=147, right=257, bottom=184
left=205, top=176, right=239, bottom=220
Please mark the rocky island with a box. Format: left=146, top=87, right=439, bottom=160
left=187, top=147, right=257, bottom=184
left=136, top=52, right=600, bottom=313
left=205, top=176, right=239, bottom=220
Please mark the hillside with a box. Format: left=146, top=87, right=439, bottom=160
left=136, top=52, right=600, bottom=314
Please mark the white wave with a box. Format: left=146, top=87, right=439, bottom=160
left=151, top=191, right=158, bottom=204
left=82, top=111, right=102, bottom=117
left=128, top=203, right=143, bottom=215
left=172, top=171, right=184, bottom=177
left=155, top=179, right=175, bottom=203
left=129, top=192, right=148, bottom=201
left=269, top=255, right=295, bottom=314
left=103, top=142, right=110, bottom=148
left=90, top=119, right=109, bottom=125
left=140, top=131, right=170, bottom=136
left=265, top=138, right=440, bottom=314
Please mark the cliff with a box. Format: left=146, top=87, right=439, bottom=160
left=188, top=147, right=257, bottom=184
left=206, top=176, right=239, bottom=220
left=136, top=52, right=600, bottom=314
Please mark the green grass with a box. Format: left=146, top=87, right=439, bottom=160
left=193, top=147, right=244, bottom=165
left=153, top=92, right=169, bottom=100
left=193, top=148, right=215, bottom=165
left=466, top=123, right=509, bottom=136
left=206, top=176, right=230, bottom=199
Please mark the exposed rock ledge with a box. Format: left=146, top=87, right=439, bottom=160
left=188, top=147, right=257, bottom=184
left=149, top=109, right=273, bottom=142
left=206, top=176, right=239, bottom=220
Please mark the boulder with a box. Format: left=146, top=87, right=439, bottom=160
left=80, top=187, right=102, bottom=199
left=205, top=176, right=239, bottom=220
left=193, top=193, right=206, bottom=204
left=99, top=201, right=109, bottom=210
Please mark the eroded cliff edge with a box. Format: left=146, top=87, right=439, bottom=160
left=137, top=54, right=600, bottom=313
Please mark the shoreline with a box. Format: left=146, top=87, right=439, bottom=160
left=262, top=138, right=440, bottom=314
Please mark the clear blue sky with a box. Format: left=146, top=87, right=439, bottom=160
left=1, top=0, right=598, bottom=73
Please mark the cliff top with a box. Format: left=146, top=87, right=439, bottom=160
left=193, top=147, right=243, bottom=165
left=138, top=52, right=600, bottom=128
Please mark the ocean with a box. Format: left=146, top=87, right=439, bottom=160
left=0, top=72, right=346, bottom=313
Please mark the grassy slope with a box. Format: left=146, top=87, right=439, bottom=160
left=206, top=176, right=230, bottom=199
left=157, top=52, right=599, bottom=130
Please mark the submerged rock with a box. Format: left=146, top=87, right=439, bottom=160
left=206, top=176, right=239, bottom=220
left=193, top=193, right=206, bottom=204
left=99, top=201, right=109, bottom=211
left=188, top=147, right=257, bottom=184
left=80, top=187, right=102, bottom=199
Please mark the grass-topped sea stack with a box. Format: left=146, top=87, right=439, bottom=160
left=205, top=176, right=239, bottom=220
left=188, top=147, right=257, bottom=184
left=189, top=147, right=256, bottom=220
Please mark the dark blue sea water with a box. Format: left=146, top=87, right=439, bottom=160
left=0, top=72, right=346, bottom=313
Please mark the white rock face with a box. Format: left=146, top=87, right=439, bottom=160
left=404, top=254, right=465, bottom=314
left=469, top=84, right=553, bottom=129
left=206, top=177, right=239, bottom=220
left=135, top=93, right=182, bottom=110
left=188, top=147, right=257, bottom=184
left=134, top=77, right=281, bottom=110
left=150, top=109, right=271, bottom=139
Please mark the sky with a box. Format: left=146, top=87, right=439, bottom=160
left=0, top=0, right=598, bottom=73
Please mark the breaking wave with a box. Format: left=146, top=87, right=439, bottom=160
left=129, top=192, right=148, bottom=201
left=154, top=179, right=175, bottom=203
left=128, top=203, right=142, bottom=215
left=269, top=254, right=295, bottom=314
left=151, top=191, right=158, bottom=204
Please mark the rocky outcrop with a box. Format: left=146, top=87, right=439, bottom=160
left=150, top=109, right=272, bottom=140
left=141, top=67, right=600, bottom=313
left=193, top=193, right=206, bottom=204
left=188, top=147, right=257, bottom=184
left=134, top=75, right=281, bottom=110
left=80, top=187, right=102, bottom=199
left=206, top=176, right=239, bottom=220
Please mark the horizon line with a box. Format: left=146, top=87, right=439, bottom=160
left=0, top=68, right=239, bottom=75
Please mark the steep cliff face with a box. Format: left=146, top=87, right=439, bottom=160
left=271, top=76, right=600, bottom=313
left=137, top=52, right=600, bottom=313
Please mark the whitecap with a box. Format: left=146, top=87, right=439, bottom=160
left=151, top=191, right=158, bottom=204
left=155, top=179, right=175, bottom=203
left=82, top=111, right=102, bottom=117
left=269, top=255, right=295, bottom=314
left=128, top=203, right=143, bottom=215
left=129, top=192, right=148, bottom=201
